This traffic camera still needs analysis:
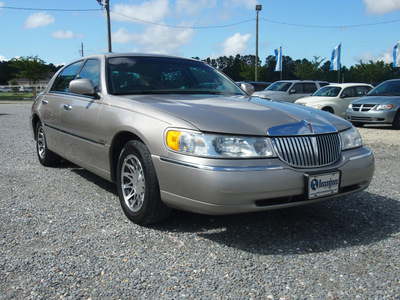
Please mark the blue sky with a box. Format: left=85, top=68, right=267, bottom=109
left=1, top=0, right=400, bottom=68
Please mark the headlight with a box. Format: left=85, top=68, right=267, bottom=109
left=375, top=104, right=394, bottom=110
left=166, top=130, right=276, bottom=158
left=306, top=103, right=323, bottom=110
left=340, top=127, right=363, bottom=150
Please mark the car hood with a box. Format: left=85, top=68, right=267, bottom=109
left=252, top=91, right=283, bottom=98
left=295, top=96, right=334, bottom=104
left=351, top=95, right=400, bottom=104
left=121, top=94, right=351, bottom=136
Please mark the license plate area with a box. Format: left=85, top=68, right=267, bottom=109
left=306, top=171, right=340, bottom=199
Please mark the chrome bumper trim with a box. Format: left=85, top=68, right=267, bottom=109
left=349, top=149, right=373, bottom=161
left=159, top=157, right=284, bottom=172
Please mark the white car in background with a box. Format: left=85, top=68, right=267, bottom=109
left=295, top=83, right=373, bottom=118
left=253, top=80, right=329, bottom=103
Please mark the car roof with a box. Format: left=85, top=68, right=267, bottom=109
left=324, top=83, right=373, bottom=88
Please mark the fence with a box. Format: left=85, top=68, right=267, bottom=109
left=0, top=85, right=47, bottom=101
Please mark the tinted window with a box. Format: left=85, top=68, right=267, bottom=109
left=266, top=81, right=292, bottom=92
left=107, top=57, right=244, bottom=96
left=342, top=87, right=356, bottom=97
left=313, top=86, right=341, bottom=97
left=354, top=86, right=372, bottom=96
left=51, top=61, right=84, bottom=93
left=78, top=59, right=101, bottom=89
left=368, top=80, right=400, bottom=96
left=304, top=83, right=318, bottom=93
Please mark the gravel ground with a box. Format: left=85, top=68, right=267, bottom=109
left=1, top=103, right=399, bottom=299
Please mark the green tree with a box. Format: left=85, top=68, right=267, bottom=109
left=293, top=56, right=325, bottom=80
left=11, top=55, right=50, bottom=96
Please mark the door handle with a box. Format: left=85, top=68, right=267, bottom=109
left=63, top=104, right=72, bottom=111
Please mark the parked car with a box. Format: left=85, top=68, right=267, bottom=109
left=0, top=86, right=12, bottom=92
left=19, top=86, right=33, bottom=92
left=30, top=53, right=374, bottom=225
left=295, top=83, right=373, bottom=118
left=236, top=81, right=271, bottom=92
left=346, top=79, right=400, bottom=129
left=253, top=80, right=329, bottom=102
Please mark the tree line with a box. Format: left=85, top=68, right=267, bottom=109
left=201, top=54, right=400, bottom=85
left=2, top=54, right=399, bottom=87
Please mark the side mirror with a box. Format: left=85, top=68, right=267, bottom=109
left=240, top=83, right=254, bottom=95
left=340, top=93, right=347, bottom=98
left=289, top=89, right=296, bottom=94
left=69, top=79, right=95, bottom=96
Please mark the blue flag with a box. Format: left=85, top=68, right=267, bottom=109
left=330, top=44, right=341, bottom=71
left=274, top=46, right=282, bottom=72
left=394, top=42, right=400, bottom=67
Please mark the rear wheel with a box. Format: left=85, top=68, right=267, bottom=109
left=117, top=140, right=171, bottom=225
left=36, top=122, right=60, bottom=167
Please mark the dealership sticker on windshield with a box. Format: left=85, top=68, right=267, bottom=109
left=307, top=172, right=340, bottom=199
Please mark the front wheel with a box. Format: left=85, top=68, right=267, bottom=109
left=117, top=140, right=171, bottom=225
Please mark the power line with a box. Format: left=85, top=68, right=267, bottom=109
left=1, top=6, right=101, bottom=12
left=2, top=5, right=400, bottom=30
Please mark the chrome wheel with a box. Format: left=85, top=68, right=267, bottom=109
left=121, top=154, right=146, bottom=213
left=37, top=126, right=46, bottom=160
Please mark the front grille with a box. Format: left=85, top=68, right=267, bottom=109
left=351, top=104, right=375, bottom=111
left=271, top=133, right=341, bottom=168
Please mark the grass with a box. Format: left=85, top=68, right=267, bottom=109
left=0, top=92, right=34, bottom=101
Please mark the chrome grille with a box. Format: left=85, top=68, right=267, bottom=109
left=271, top=133, right=341, bottom=167
left=351, top=104, right=375, bottom=112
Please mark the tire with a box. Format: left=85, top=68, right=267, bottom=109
left=36, top=122, right=60, bottom=167
left=117, top=140, right=171, bottom=225
left=351, top=122, right=364, bottom=128
left=322, top=107, right=334, bottom=114
left=392, top=110, right=400, bottom=129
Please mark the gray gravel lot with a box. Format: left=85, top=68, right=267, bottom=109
left=1, top=103, right=399, bottom=299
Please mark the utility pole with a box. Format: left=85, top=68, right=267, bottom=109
left=255, top=5, right=262, bottom=81
left=105, top=0, right=112, bottom=53
left=97, top=0, right=112, bottom=53
left=80, top=43, right=84, bottom=57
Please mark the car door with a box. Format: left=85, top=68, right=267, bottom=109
left=287, top=83, right=317, bottom=102
left=39, top=60, right=84, bottom=155
left=59, top=59, right=105, bottom=169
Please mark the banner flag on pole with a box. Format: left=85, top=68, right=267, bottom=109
left=274, top=46, right=282, bottom=72
left=393, top=42, right=400, bottom=67
left=330, top=43, right=341, bottom=71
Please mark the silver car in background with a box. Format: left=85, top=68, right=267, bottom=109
left=346, top=79, right=400, bottom=129
left=31, top=54, right=374, bottom=225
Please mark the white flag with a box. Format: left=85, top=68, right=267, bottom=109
left=274, top=47, right=282, bottom=72
left=330, top=44, right=341, bottom=71
left=393, top=42, right=400, bottom=67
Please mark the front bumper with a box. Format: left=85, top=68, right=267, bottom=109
left=346, top=108, right=396, bottom=124
left=153, top=147, right=374, bottom=215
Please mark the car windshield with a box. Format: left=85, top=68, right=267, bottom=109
left=367, top=80, right=400, bottom=96
left=312, top=86, right=341, bottom=97
left=264, top=81, right=292, bottom=92
left=107, top=57, right=245, bottom=96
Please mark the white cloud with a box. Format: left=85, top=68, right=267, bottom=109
left=112, top=0, right=169, bottom=23
left=221, top=33, right=252, bottom=56
left=24, top=12, right=55, bottom=29
left=52, top=30, right=83, bottom=39
left=0, top=55, right=7, bottom=62
left=223, top=0, right=258, bottom=10
left=0, top=2, right=4, bottom=9
left=363, top=0, right=400, bottom=14
left=176, top=0, right=217, bottom=15
left=113, top=25, right=194, bottom=55
left=357, top=46, right=395, bottom=64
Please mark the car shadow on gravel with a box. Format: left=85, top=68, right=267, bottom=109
left=67, top=165, right=399, bottom=255
left=156, top=192, right=400, bottom=255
